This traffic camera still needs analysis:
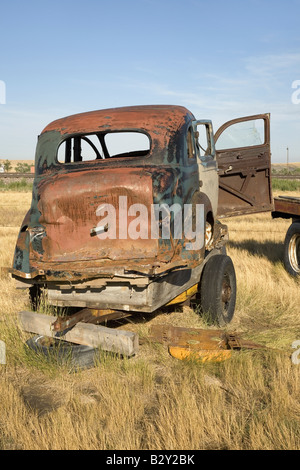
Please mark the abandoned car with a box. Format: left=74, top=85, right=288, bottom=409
left=12, top=105, right=273, bottom=328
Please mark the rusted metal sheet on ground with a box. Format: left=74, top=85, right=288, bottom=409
left=149, top=324, right=267, bottom=363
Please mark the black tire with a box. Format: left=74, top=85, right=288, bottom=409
left=283, top=222, right=300, bottom=277
left=200, top=254, right=236, bottom=326
left=26, top=335, right=99, bottom=370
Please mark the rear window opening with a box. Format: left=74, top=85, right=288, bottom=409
left=57, top=131, right=151, bottom=164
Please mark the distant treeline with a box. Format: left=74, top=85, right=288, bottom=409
left=1, top=160, right=33, bottom=173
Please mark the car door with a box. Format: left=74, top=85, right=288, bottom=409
left=214, top=114, right=274, bottom=217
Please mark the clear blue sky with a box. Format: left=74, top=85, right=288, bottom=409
left=0, top=0, right=300, bottom=162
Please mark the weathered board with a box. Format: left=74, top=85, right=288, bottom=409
left=18, top=311, right=139, bottom=357
left=273, top=196, right=300, bottom=219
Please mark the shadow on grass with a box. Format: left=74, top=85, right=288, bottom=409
left=228, top=239, right=284, bottom=264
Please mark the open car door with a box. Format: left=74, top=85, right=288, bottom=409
left=215, top=114, right=274, bottom=218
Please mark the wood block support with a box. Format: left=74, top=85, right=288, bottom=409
left=18, top=310, right=139, bottom=357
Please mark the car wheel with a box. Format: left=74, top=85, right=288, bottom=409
left=283, top=222, right=300, bottom=277
left=199, top=254, right=236, bottom=326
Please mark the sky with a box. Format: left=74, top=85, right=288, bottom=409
left=0, top=0, right=300, bottom=163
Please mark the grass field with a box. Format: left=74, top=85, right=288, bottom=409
left=0, top=189, right=299, bottom=450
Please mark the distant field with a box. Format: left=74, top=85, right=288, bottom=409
left=272, top=162, right=300, bottom=170
left=0, top=189, right=299, bottom=450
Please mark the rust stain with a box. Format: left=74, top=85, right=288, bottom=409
left=36, top=167, right=157, bottom=263
left=42, top=105, right=191, bottom=133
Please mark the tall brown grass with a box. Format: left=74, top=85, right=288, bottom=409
left=0, top=191, right=299, bottom=450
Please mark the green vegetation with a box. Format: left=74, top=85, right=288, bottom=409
left=1, top=178, right=299, bottom=193
left=14, top=162, right=32, bottom=173
left=0, top=176, right=299, bottom=193
left=0, top=179, right=33, bottom=192
left=3, top=160, right=12, bottom=172
left=272, top=166, right=300, bottom=176
left=272, top=178, right=300, bottom=192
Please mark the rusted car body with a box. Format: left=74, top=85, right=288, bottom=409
left=11, top=105, right=273, bottom=319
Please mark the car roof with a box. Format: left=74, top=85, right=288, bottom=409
left=41, top=105, right=194, bottom=136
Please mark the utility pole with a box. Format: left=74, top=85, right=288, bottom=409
left=287, top=147, right=289, bottom=173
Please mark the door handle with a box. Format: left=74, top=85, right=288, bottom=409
left=224, top=165, right=233, bottom=174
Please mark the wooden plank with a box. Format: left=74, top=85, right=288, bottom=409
left=273, top=197, right=300, bottom=217
left=18, top=311, right=139, bottom=357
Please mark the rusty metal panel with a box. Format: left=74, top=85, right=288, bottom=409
left=45, top=263, right=205, bottom=313
left=272, top=196, right=300, bottom=219
left=41, top=105, right=192, bottom=136
left=36, top=167, right=158, bottom=263
left=215, top=114, right=274, bottom=218
left=149, top=324, right=267, bottom=362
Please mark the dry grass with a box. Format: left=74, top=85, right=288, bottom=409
left=0, top=190, right=299, bottom=450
